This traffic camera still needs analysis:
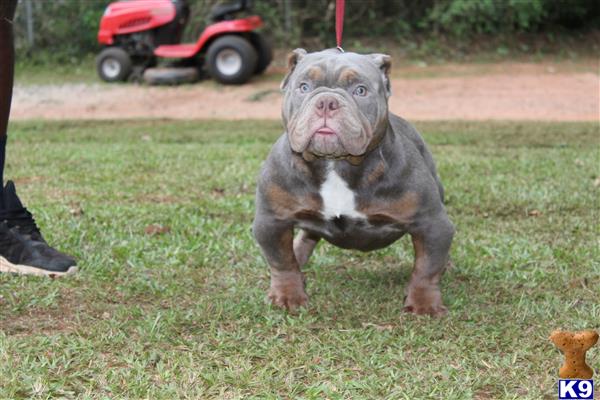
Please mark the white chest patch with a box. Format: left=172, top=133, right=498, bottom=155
left=319, top=163, right=367, bottom=220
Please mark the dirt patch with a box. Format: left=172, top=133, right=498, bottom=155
left=0, top=285, right=162, bottom=337
left=10, top=62, right=599, bottom=121
left=0, top=288, right=79, bottom=337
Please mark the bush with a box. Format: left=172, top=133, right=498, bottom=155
left=426, top=0, right=546, bottom=36
left=14, top=0, right=106, bottom=62
left=425, top=0, right=599, bottom=37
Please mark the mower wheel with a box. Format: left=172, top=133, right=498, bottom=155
left=206, top=35, right=257, bottom=85
left=252, top=33, right=273, bottom=75
left=96, top=47, right=132, bottom=82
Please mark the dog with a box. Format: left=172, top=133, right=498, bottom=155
left=253, top=48, right=454, bottom=316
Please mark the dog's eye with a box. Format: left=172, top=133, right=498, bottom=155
left=299, top=83, right=311, bottom=93
left=353, top=85, right=368, bottom=97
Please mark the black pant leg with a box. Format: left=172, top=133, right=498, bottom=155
left=0, top=0, right=19, bottom=201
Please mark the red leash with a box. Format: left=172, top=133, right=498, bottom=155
left=336, top=0, right=345, bottom=52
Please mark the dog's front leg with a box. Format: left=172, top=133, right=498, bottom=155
left=293, top=229, right=320, bottom=268
left=253, top=216, right=308, bottom=311
left=404, top=213, right=455, bottom=317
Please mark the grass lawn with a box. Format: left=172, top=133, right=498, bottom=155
left=15, top=55, right=598, bottom=87
left=0, top=119, right=598, bottom=399
left=14, top=57, right=98, bottom=86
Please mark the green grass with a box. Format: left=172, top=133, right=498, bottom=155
left=0, top=119, right=598, bottom=399
left=14, top=56, right=98, bottom=86
left=13, top=48, right=599, bottom=86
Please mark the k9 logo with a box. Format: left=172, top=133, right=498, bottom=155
left=558, top=380, right=594, bottom=400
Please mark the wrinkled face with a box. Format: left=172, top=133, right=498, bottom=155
left=281, top=49, right=392, bottom=159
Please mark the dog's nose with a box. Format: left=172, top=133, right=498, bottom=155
left=315, top=97, right=340, bottom=117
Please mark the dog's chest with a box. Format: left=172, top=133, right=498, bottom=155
left=319, top=167, right=366, bottom=220
left=295, top=165, right=405, bottom=250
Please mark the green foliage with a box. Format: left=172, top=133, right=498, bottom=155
left=14, top=0, right=106, bottom=62
left=427, top=0, right=546, bottom=36
left=259, top=0, right=599, bottom=44
left=425, top=0, right=599, bottom=37
left=11, top=0, right=600, bottom=62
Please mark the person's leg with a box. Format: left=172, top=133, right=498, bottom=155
left=0, top=0, right=18, bottom=198
left=0, top=1, right=77, bottom=276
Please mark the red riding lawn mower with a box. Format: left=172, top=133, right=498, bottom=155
left=96, top=0, right=272, bottom=84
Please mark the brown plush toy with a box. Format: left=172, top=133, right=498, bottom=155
left=550, top=330, right=599, bottom=379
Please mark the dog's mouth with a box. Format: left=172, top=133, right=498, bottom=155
left=306, top=127, right=348, bottom=158
left=314, top=126, right=336, bottom=136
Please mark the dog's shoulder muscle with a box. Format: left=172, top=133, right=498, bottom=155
left=389, top=114, right=445, bottom=202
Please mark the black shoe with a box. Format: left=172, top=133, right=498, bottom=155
left=0, top=181, right=77, bottom=276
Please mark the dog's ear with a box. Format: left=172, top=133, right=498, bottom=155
left=369, top=53, right=392, bottom=96
left=280, top=48, right=307, bottom=91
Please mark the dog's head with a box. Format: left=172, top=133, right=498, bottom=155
left=281, top=48, right=391, bottom=160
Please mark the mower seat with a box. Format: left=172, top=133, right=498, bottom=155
left=210, top=0, right=251, bottom=22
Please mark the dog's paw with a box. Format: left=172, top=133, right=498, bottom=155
left=267, top=270, right=308, bottom=312
left=402, top=303, right=448, bottom=317
left=403, top=286, right=448, bottom=317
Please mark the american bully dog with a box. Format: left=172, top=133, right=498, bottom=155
left=253, top=49, right=454, bottom=316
